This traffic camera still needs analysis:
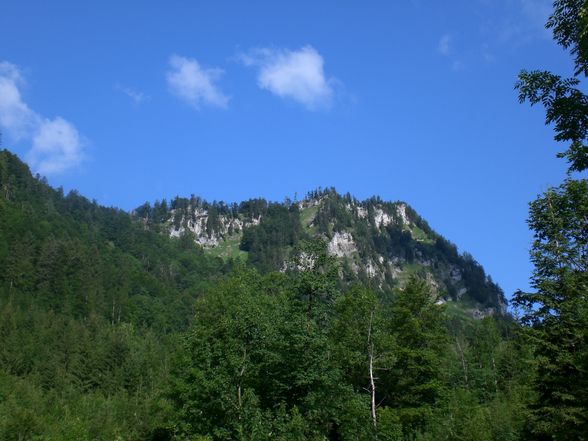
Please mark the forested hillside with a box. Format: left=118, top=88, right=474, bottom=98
left=0, top=149, right=535, bottom=440
left=0, top=150, right=228, bottom=438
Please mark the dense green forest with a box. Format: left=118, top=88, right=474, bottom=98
left=1, top=149, right=532, bottom=440
left=1, top=1, right=587, bottom=439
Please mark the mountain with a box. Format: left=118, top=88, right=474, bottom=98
left=0, top=146, right=505, bottom=318
left=134, top=188, right=506, bottom=314
left=0, top=149, right=524, bottom=440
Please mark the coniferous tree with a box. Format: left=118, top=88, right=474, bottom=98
left=514, top=1, right=588, bottom=439
left=513, top=180, right=588, bottom=439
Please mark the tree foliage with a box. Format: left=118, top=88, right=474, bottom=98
left=515, top=0, right=588, bottom=173
left=514, top=2, right=588, bottom=439
left=513, top=180, right=588, bottom=439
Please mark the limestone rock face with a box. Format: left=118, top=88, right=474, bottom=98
left=328, top=231, right=357, bottom=258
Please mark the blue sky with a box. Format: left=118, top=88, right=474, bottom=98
left=0, top=0, right=578, bottom=300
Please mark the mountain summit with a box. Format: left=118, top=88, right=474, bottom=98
left=135, top=188, right=506, bottom=314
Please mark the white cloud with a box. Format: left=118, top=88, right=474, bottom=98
left=27, top=117, right=84, bottom=174
left=166, top=55, right=229, bottom=109
left=0, top=61, right=84, bottom=174
left=452, top=60, right=464, bottom=71
left=0, top=62, right=39, bottom=138
left=438, top=34, right=452, bottom=56
left=241, top=46, right=335, bottom=110
left=480, top=0, right=552, bottom=48
left=116, top=84, right=151, bottom=104
left=437, top=34, right=465, bottom=71
left=483, top=50, right=495, bottom=63
left=519, top=0, right=552, bottom=34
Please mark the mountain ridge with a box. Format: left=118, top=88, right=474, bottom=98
left=134, top=187, right=507, bottom=314
left=0, top=148, right=505, bottom=315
